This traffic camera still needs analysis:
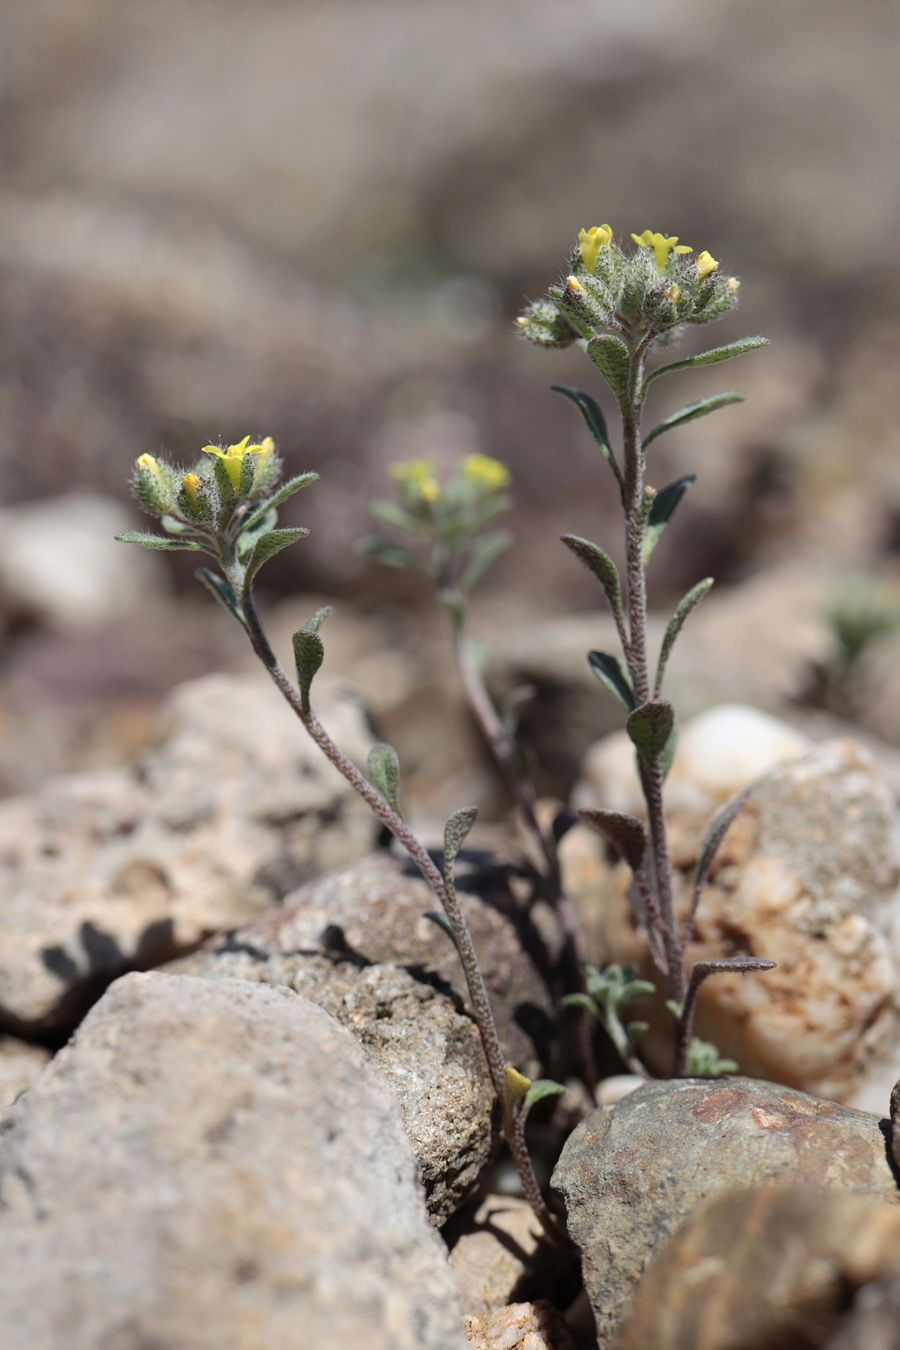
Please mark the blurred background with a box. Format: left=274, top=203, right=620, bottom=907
left=3, top=0, right=900, bottom=809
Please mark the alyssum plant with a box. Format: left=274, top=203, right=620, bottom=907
left=117, top=223, right=774, bottom=1236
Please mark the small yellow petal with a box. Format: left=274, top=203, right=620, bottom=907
left=566, top=275, right=585, bottom=292
left=674, top=244, right=693, bottom=255
left=728, top=276, right=740, bottom=291
left=137, top=453, right=161, bottom=476
left=696, top=251, right=719, bottom=279
left=182, top=472, right=201, bottom=504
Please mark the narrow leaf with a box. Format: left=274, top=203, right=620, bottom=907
left=561, top=535, right=623, bottom=620
left=423, top=911, right=461, bottom=954
left=626, top=699, right=675, bottom=767
left=461, top=530, right=510, bottom=593
left=561, top=993, right=599, bottom=1017
left=292, top=630, right=324, bottom=714
left=444, top=806, right=478, bottom=872
left=370, top=499, right=433, bottom=541
left=655, top=577, right=714, bottom=695
left=303, top=605, right=333, bottom=636
left=587, top=334, right=631, bottom=402
left=642, top=475, right=696, bottom=566
left=242, top=473, right=318, bottom=532
left=644, top=336, right=769, bottom=389
left=115, top=530, right=206, bottom=552
left=367, top=743, right=402, bottom=817
left=551, top=385, right=623, bottom=487
left=195, top=568, right=247, bottom=631
left=588, top=651, right=635, bottom=711
left=684, top=788, right=752, bottom=943
left=160, top=514, right=200, bottom=536
left=643, top=392, right=745, bottom=450
left=361, top=540, right=427, bottom=571
left=245, top=527, right=309, bottom=584
left=522, top=1079, right=567, bottom=1110
left=579, top=808, right=646, bottom=873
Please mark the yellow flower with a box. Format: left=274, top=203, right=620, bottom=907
left=463, top=454, right=511, bottom=492
left=566, top=275, right=585, bottom=293
left=696, top=251, right=719, bottom=279
left=182, top=472, right=202, bottom=506
left=578, top=225, right=613, bottom=275
left=390, top=457, right=441, bottom=503
left=631, top=230, right=692, bottom=272
left=137, top=453, right=161, bottom=476
left=201, top=435, right=275, bottom=488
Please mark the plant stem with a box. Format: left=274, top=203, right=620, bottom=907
left=237, top=582, right=566, bottom=1241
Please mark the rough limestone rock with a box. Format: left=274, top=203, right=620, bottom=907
left=565, top=733, right=900, bottom=1104
left=0, top=1036, right=50, bottom=1109
left=824, top=1276, right=900, bottom=1350
left=0, top=971, right=468, bottom=1350
left=612, top=1187, right=900, bottom=1350
left=464, top=1301, right=574, bottom=1350
left=552, top=1077, right=900, bottom=1347
left=449, top=1196, right=553, bottom=1316
left=174, top=946, right=494, bottom=1225
left=0, top=673, right=378, bottom=1032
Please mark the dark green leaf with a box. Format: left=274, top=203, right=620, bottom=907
left=655, top=577, right=714, bottom=695
left=642, top=475, right=696, bottom=566
left=242, top=473, right=318, bottom=531
left=551, top=385, right=623, bottom=487
left=292, top=630, right=324, bottom=714
left=444, top=806, right=478, bottom=873
left=115, top=530, right=206, bottom=552
left=579, top=808, right=646, bottom=872
left=642, top=392, right=745, bottom=450
left=245, top=527, right=309, bottom=584
left=522, top=1079, right=567, bottom=1110
left=561, top=534, right=623, bottom=620
left=626, top=699, right=675, bottom=767
left=461, top=530, right=511, bottom=593
left=423, top=911, right=461, bottom=953
left=367, top=743, right=402, bottom=817
left=195, top=568, right=247, bottom=631
left=587, top=334, right=631, bottom=402
left=644, top=336, right=769, bottom=390
left=588, top=651, right=635, bottom=711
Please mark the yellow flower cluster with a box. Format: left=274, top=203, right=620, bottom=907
left=463, top=454, right=510, bottom=491
left=389, top=457, right=441, bottom=502
left=201, top=436, right=275, bottom=488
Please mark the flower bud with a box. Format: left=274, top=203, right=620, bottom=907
left=556, top=273, right=613, bottom=335
left=132, top=453, right=174, bottom=517
left=515, top=300, right=578, bottom=348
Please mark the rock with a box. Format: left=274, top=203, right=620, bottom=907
left=449, top=1196, right=555, bottom=1317
left=824, top=1276, right=900, bottom=1350
left=552, top=1077, right=900, bottom=1347
left=0, top=971, right=468, bottom=1350
left=565, top=733, right=900, bottom=1104
left=0, top=493, right=166, bottom=631
left=172, top=947, right=495, bottom=1225
left=464, top=1301, right=574, bottom=1350
left=611, top=1186, right=900, bottom=1350
left=594, top=1075, right=645, bottom=1107
left=0, top=673, right=378, bottom=1032
left=0, top=1037, right=50, bottom=1109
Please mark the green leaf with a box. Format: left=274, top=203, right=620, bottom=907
left=242, top=473, right=318, bottom=532
left=361, top=539, right=427, bottom=571
left=685, top=1038, right=738, bottom=1077
left=561, top=992, right=599, bottom=1018
left=625, top=1020, right=649, bottom=1047
left=115, top=530, right=207, bottom=552
left=195, top=568, right=247, bottom=631
left=444, top=806, right=478, bottom=873
left=579, top=808, right=646, bottom=873
left=644, top=336, right=769, bottom=390
left=626, top=699, right=675, bottom=768
left=655, top=577, right=714, bottom=695
left=587, top=334, right=631, bottom=402
left=302, top=605, right=333, bottom=636
left=292, top=630, right=324, bottom=714
left=367, top=743, right=402, bottom=817
left=588, top=651, right=635, bottom=711
left=561, top=535, right=623, bottom=621
left=370, top=499, right=433, bottom=541
left=160, top=514, right=200, bottom=536
left=499, top=684, right=535, bottom=737
left=642, top=392, right=745, bottom=450
left=522, top=1079, right=567, bottom=1110
left=551, top=385, right=623, bottom=487
left=691, top=789, right=751, bottom=913
left=236, top=507, right=278, bottom=560
left=461, top=530, right=511, bottom=593
left=245, top=527, right=309, bottom=584
left=642, top=475, right=696, bottom=566
left=423, top=911, right=461, bottom=954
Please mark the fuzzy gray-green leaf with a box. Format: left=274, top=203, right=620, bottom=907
left=367, top=743, right=402, bottom=817
left=579, top=808, right=646, bottom=873
left=642, top=392, right=745, bottom=450
left=444, top=806, right=478, bottom=872
left=588, top=651, right=635, bottom=711
left=642, top=475, right=696, bottom=566
left=644, top=336, right=769, bottom=390
left=561, top=534, right=623, bottom=621
left=292, top=629, right=324, bottom=714
left=655, top=577, right=714, bottom=695
left=245, top=527, right=309, bottom=584
left=626, top=699, right=675, bottom=767
left=242, top=473, right=318, bottom=532
left=551, top=385, right=623, bottom=487
left=522, top=1079, right=567, bottom=1110
left=116, top=530, right=207, bottom=552
left=587, top=334, right=631, bottom=403
left=195, top=568, right=247, bottom=631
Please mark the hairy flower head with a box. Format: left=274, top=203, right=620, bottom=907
left=578, top=225, right=613, bottom=275
left=201, top=436, right=274, bottom=488
left=631, top=230, right=692, bottom=272
left=463, top=454, right=510, bottom=492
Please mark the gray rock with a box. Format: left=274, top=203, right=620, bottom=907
left=0, top=673, right=378, bottom=1032
left=0, top=971, right=468, bottom=1350
left=552, top=1077, right=900, bottom=1347
left=175, top=946, right=495, bottom=1225
left=0, top=1037, right=50, bottom=1109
